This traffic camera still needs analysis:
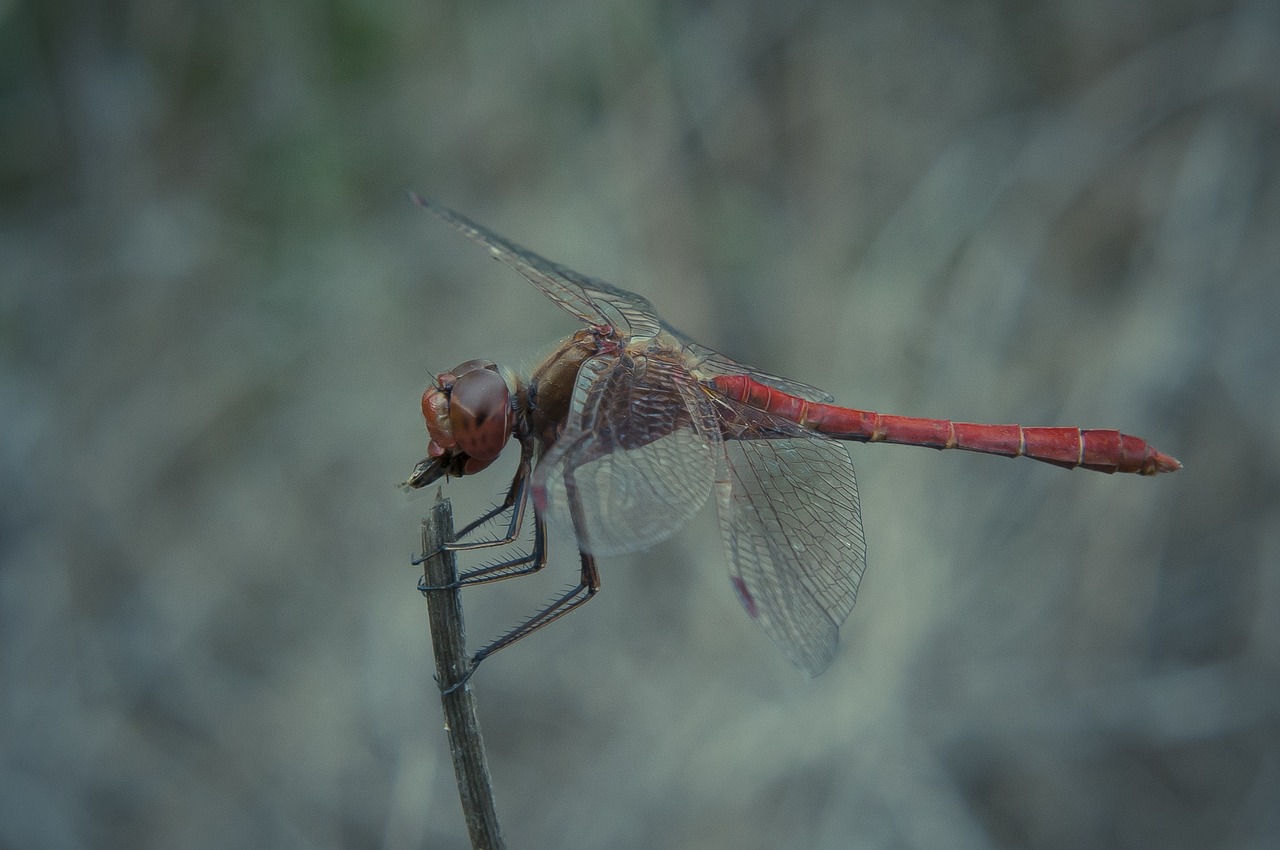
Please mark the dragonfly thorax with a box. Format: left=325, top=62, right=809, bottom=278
left=422, top=359, right=517, bottom=475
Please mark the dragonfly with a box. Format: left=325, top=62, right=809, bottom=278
left=405, top=195, right=1181, bottom=679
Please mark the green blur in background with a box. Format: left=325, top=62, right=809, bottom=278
left=2, top=1, right=1277, bottom=848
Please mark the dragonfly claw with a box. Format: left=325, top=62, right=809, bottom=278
left=438, top=660, right=480, bottom=696
left=411, top=546, right=446, bottom=566
left=418, top=575, right=463, bottom=594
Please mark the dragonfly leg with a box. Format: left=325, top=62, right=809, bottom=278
left=411, top=449, right=534, bottom=568
left=444, top=551, right=600, bottom=692
left=418, top=511, right=547, bottom=591
left=450, top=468, right=528, bottom=545
left=436, top=456, right=602, bottom=692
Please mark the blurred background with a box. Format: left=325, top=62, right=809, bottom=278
left=2, top=0, right=1277, bottom=848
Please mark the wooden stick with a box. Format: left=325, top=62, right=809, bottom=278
left=420, top=494, right=507, bottom=850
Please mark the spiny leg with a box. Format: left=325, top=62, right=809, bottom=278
left=418, top=509, right=547, bottom=592
left=450, top=463, right=530, bottom=546
left=442, top=470, right=602, bottom=693
left=411, top=448, right=533, bottom=569
left=443, top=551, right=600, bottom=694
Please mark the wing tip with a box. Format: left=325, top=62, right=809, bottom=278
left=407, top=189, right=432, bottom=210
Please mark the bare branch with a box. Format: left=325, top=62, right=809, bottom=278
left=421, top=494, right=506, bottom=850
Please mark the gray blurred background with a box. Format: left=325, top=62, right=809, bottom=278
left=2, top=1, right=1277, bottom=848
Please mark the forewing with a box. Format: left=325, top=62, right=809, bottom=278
left=713, top=401, right=867, bottom=675
left=416, top=195, right=837, bottom=404
left=684, top=340, right=836, bottom=403
left=413, top=195, right=662, bottom=340
left=533, top=354, right=724, bottom=556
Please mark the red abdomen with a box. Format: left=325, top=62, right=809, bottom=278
left=711, top=375, right=1181, bottom=475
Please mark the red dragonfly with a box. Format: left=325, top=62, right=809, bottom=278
left=406, top=196, right=1180, bottom=678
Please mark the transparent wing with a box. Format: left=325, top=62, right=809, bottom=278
left=533, top=353, right=723, bottom=557
left=416, top=195, right=836, bottom=402
left=683, top=340, right=836, bottom=404
left=413, top=194, right=662, bottom=340
left=711, top=398, right=867, bottom=676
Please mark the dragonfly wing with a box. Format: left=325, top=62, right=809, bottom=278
left=417, top=196, right=835, bottom=401
left=533, top=353, right=724, bottom=557
left=413, top=195, right=662, bottom=340
left=648, top=316, right=833, bottom=402
left=686, top=342, right=836, bottom=404
left=712, top=400, right=867, bottom=675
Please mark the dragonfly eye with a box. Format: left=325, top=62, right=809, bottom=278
left=448, top=366, right=512, bottom=473
left=421, top=385, right=451, bottom=454
left=441, top=358, right=497, bottom=388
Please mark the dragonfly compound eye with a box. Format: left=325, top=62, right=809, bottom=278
left=448, top=358, right=498, bottom=381
left=421, top=384, right=452, bottom=455
left=449, top=367, right=513, bottom=472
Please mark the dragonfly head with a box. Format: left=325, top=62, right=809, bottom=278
left=417, top=359, right=515, bottom=482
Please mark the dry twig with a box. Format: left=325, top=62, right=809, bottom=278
left=420, top=494, right=506, bottom=850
